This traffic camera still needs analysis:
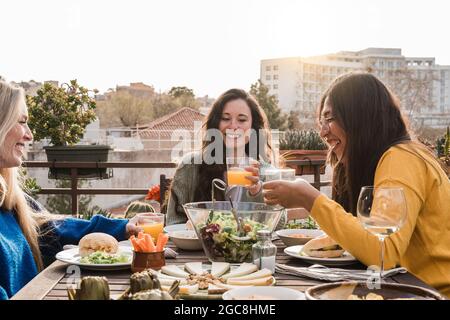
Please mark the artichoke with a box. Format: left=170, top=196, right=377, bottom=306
left=129, top=270, right=161, bottom=294
left=67, top=276, right=110, bottom=300
left=131, top=289, right=173, bottom=300
left=130, top=281, right=179, bottom=300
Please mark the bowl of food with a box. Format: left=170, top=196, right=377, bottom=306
left=168, top=230, right=203, bottom=251
left=305, top=281, right=445, bottom=300
left=183, top=201, right=284, bottom=263
left=276, top=229, right=325, bottom=246
left=223, top=286, right=304, bottom=300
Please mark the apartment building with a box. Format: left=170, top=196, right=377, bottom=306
left=261, top=48, right=450, bottom=128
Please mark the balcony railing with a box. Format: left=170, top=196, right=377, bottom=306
left=23, top=159, right=330, bottom=216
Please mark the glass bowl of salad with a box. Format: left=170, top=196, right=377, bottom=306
left=183, top=201, right=284, bottom=263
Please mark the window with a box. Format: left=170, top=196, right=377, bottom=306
left=266, top=65, right=271, bottom=71
left=273, top=65, right=279, bottom=71
left=273, top=74, right=279, bottom=80
left=273, top=84, right=278, bottom=89
left=266, top=75, right=271, bottom=80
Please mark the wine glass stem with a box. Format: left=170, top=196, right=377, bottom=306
left=379, top=237, right=385, bottom=282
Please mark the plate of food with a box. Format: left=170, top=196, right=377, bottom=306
left=223, top=286, right=305, bottom=300
left=284, top=235, right=358, bottom=266
left=154, top=262, right=276, bottom=299
left=56, top=233, right=132, bottom=270
left=305, top=281, right=445, bottom=300
left=276, top=229, right=325, bottom=246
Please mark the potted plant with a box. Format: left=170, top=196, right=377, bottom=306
left=279, top=129, right=328, bottom=175
left=27, top=80, right=112, bottom=179
left=435, top=126, right=450, bottom=175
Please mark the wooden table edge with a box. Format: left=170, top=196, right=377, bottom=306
left=11, top=261, right=67, bottom=300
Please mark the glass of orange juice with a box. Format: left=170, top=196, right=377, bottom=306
left=137, top=213, right=165, bottom=242
left=226, top=157, right=252, bottom=187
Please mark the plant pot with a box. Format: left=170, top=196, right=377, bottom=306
left=44, top=145, right=112, bottom=179
left=131, top=250, right=166, bottom=273
left=279, top=149, right=328, bottom=175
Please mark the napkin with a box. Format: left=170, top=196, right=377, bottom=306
left=164, top=247, right=178, bottom=259
left=275, top=263, right=407, bottom=282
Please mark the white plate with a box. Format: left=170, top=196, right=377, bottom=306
left=164, top=224, right=187, bottom=233
left=284, top=245, right=358, bottom=266
left=55, top=246, right=133, bottom=270
left=223, top=286, right=305, bottom=300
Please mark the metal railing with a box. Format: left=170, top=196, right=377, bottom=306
left=23, top=161, right=177, bottom=216
left=24, top=159, right=331, bottom=216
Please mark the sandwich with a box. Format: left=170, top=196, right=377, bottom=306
left=301, top=234, right=344, bottom=258
left=78, top=232, right=119, bottom=257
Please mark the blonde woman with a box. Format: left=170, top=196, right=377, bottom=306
left=0, top=81, right=143, bottom=299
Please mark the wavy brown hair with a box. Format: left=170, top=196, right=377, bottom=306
left=194, top=88, right=273, bottom=201
left=318, top=73, right=412, bottom=215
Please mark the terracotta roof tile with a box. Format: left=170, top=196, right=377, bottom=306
left=139, top=107, right=205, bottom=139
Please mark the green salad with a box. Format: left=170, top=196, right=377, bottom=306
left=285, top=217, right=319, bottom=230
left=196, top=210, right=268, bottom=263
left=80, top=251, right=130, bottom=264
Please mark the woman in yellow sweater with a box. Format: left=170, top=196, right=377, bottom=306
left=263, top=73, right=450, bottom=297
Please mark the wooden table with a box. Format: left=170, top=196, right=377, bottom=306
left=11, top=240, right=438, bottom=300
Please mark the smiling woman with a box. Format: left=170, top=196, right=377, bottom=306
left=0, top=81, right=150, bottom=300
left=0, top=87, right=32, bottom=168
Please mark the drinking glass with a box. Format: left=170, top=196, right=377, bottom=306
left=357, top=186, right=407, bottom=281
left=137, top=213, right=165, bottom=242
left=226, top=157, right=252, bottom=187
left=262, top=168, right=295, bottom=182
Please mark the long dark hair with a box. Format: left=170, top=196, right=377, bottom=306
left=194, top=88, right=273, bottom=201
left=318, top=73, right=411, bottom=215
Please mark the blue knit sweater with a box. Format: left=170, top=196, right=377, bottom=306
left=0, top=209, right=128, bottom=300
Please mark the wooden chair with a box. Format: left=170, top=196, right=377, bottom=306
left=159, top=174, right=173, bottom=213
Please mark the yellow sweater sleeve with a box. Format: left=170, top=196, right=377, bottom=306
left=310, top=147, right=425, bottom=269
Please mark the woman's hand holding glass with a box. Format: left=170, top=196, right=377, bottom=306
left=262, top=178, right=320, bottom=211
left=226, top=157, right=262, bottom=196
left=126, top=212, right=164, bottom=238
left=244, top=160, right=263, bottom=196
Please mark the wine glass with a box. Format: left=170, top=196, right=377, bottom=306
left=357, top=186, right=407, bottom=282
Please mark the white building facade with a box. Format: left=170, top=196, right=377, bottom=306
left=261, top=48, right=450, bottom=128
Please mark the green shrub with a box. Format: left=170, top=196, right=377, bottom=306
left=279, top=129, right=327, bottom=150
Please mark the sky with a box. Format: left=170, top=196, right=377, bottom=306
left=1, top=0, right=450, bottom=98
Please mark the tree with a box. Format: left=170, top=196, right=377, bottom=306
left=287, top=110, right=302, bottom=130
left=27, top=80, right=98, bottom=146
left=168, top=86, right=195, bottom=99
left=366, top=65, right=438, bottom=131
left=152, top=87, right=200, bottom=119
left=96, top=91, right=153, bottom=127
left=250, top=80, right=288, bottom=130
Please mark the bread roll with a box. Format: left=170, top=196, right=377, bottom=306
left=78, top=233, right=119, bottom=257
left=301, top=234, right=344, bottom=258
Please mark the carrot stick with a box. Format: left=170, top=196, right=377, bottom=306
left=144, top=233, right=156, bottom=252
left=129, top=236, right=141, bottom=252
left=138, top=237, right=150, bottom=252
left=138, top=231, right=145, bottom=240
left=156, top=233, right=169, bottom=252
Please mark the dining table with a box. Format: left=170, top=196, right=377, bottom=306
left=11, top=239, right=441, bottom=300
